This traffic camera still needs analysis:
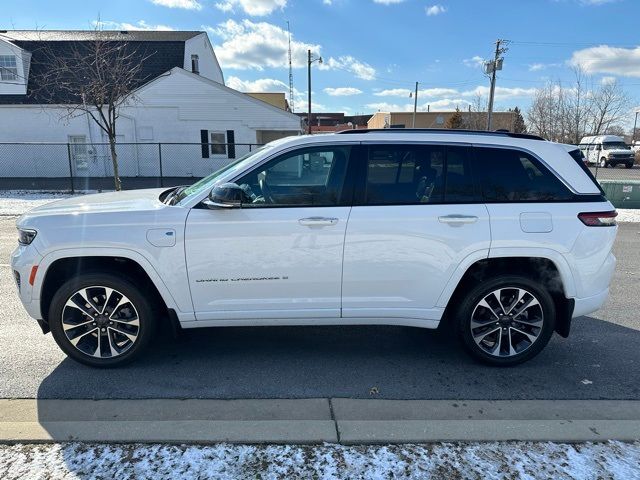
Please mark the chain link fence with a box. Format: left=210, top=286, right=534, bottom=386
left=0, top=142, right=261, bottom=191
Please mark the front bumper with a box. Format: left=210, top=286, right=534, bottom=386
left=10, top=243, right=43, bottom=320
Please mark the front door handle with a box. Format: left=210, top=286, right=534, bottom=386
left=438, top=214, right=478, bottom=225
left=298, top=216, right=339, bottom=227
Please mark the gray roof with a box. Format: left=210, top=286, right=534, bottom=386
left=0, top=30, right=202, bottom=42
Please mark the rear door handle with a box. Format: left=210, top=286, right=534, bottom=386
left=298, top=216, right=339, bottom=227
left=438, top=214, right=478, bottom=225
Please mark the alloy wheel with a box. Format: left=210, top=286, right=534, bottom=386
left=469, top=287, right=544, bottom=358
left=61, top=286, right=140, bottom=358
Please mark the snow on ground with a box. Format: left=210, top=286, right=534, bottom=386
left=1, top=190, right=640, bottom=221
left=1, top=441, right=639, bottom=480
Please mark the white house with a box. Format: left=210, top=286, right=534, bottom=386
left=0, top=30, right=301, bottom=179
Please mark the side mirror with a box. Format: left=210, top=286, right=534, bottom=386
left=203, top=183, right=244, bottom=209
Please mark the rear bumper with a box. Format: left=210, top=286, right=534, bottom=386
left=572, top=288, right=610, bottom=318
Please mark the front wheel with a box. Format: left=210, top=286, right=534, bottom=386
left=49, top=273, right=156, bottom=367
left=455, top=276, right=556, bottom=366
left=599, top=157, right=608, bottom=168
left=626, top=162, right=634, bottom=169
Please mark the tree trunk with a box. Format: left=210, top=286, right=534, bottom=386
left=108, top=136, right=122, bottom=191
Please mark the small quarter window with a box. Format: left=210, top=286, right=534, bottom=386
left=191, top=54, right=199, bottom=74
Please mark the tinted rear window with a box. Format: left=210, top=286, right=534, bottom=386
left=475, top=147, right=573, bottom=202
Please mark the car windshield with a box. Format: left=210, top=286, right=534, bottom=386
left=603, top=142, right=629, bottom=150
left=174, top=145, right=272, bottom=204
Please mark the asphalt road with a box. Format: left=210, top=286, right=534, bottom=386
left=589, top=164, right=640, bottom=181
left=1, top=216, right=639, bottom=400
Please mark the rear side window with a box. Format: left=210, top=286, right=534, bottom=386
left=474, top=147, right=573, bottom=202
left=365, top=144, right=445, bottom=204
left=363, top=144, right=479, bottom=205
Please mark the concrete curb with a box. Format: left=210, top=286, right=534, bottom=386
left=2, top=399, right=640, bottom=444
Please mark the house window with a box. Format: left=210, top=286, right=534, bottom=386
left=0, top=55, right=18, bottom=81
left=191, top=54, right=199, bottom=74
left=210, top=132, right=226, bottom=155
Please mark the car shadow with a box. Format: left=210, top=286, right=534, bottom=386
left=36, top=315, right=640, bottom=401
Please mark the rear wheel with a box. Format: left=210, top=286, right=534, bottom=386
left=599, top=157, right=608, bottom=168
left=455, top=275, right=556, bottom=366
left=49, top=273, right=156, bottom=367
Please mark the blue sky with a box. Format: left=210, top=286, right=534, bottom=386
left=4, top=0, right=640, bottom=119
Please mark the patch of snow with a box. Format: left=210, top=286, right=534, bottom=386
left=0, top=441, right=639, bottom=480
left=616, top=209, right=640, bottom=223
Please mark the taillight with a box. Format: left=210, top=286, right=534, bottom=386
left=578, top=211, right=617, bottom=227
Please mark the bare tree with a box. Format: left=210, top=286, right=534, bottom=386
left=588, top=79, right=632, bottom=136
left=33, top=28, right=151, bottom=190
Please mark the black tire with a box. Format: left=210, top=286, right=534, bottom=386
left=49, top=273, right=156, bottom=368
left=600, top=157, right=608, bottom=168
left=455, top=275, right=556, bottom=366
left=626, top=162, right=634, bottom=169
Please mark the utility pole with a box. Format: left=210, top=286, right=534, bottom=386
left=486, top=39, right=508, bottom=131
left=307, top=49, right=322, bottom=135
left=633, top=110, right=639, bottom=144
left=287, top=21, right=294, bottom=112
left=412, top=82, right=419, bottom=128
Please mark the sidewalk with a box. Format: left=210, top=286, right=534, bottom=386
left=2, top=399, right=640, bottom=444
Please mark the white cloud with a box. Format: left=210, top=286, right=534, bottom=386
left=579, top=0, right=618, bottom=5
left=323, top=0, right=332, bottom=4
left=374, top=87, right=459, bottom=97
left=226, top=76, right=289, bottom=92
left=463, top=55, right=484, bottom=68
left=366, top=102, right=412, bottom=112
left=214, top=0, right=287, bottom=16
left=528, top=62, right=562, bottom=71
left=372, top=0, right=405, bottom=4
left=206, top=19, right=321, bottom=70
left=320, top=56, right=377, bottom=80
left=462, top=85, right=537, bottom=100
left=425, top=4, right=446, bottom=16
left=93, top=20, right=175, bottom=31
left=323, top=87, right=363, bottom=96
left=600, top=75, right=617, bottom=85
left=570, top=45, right=640, bottom=78
left=207, top=20, right=375, bottom=80
left=149, top=0, right=202, bottom=10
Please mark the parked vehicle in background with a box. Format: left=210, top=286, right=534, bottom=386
left=12, top=129, right=618, bottom=368
left=632, top=140, right=640, bottom=154
left=579, top=135, right=635, bottom=168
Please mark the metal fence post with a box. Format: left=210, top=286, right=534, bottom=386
left=66, top=143, right=75, bottom=194
left=158, top=143, right=164, bottom=187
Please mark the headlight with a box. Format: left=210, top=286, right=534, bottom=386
left=17, top=228, right=37, bottom=245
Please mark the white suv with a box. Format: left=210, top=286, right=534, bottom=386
left=12, top=130, right=618, bottom=367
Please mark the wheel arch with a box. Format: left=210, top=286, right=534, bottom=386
left=36, top=249, right=180, bottom=324
left=439, top=254, right=575, bottom=338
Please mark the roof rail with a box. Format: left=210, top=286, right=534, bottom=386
left=336, top=128, right=545, bottom=141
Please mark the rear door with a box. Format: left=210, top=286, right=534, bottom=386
left=341, top=143, right=491, bottom=322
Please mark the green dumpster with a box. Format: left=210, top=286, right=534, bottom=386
left=599, top=180, right=640, bottom=209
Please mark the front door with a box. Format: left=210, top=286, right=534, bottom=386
left=342, top=143, right=491, bottom=321
left=185, top=144, right=355, bottom=320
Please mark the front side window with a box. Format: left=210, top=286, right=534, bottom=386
left=475, top=147, right=573, bottom=202
left=0, top=55, right=18, bottom=81
left=235, top=146, right=351, bottom=207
